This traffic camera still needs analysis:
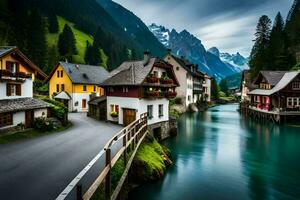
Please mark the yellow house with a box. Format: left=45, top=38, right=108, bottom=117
left=48, top=62, right=109, bottom=112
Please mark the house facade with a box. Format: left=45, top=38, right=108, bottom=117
left=203, top=74, right=211, bottom=102
left=164, top=51, right=205, bottom=106
left=0, top=47, right=50, bottom=130
left=101, top=52, right=179, bottom=139
left=244, top=70, right=300, bottom=122
left=48, top=62, right=109, bottom=112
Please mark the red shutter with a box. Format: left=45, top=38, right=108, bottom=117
left=16, top=84, right=21, bottom=96
left=6, top=84, right=11, bottom=96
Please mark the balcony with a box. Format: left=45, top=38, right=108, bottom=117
left=145, top=89, right=177, bottom=99
left=144, top=74, right=175, bottom=87
left=0, top=70, right=31, bottom=81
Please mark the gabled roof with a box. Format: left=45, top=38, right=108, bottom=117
left=48, top=62, right=110, bottom=85
left=101, top=57, right=180, bottom=86
left=240, top=70, right=257, bottom=91
left=169, top=55, right=204, bottom=78
left=54, top=91, right=72, bottom=100
left=254, top=71, right=287, bottom=86
left=0, top=98, right=51, bottom=114
left=0, top=46, right=47, bottom=79
left=249, top=71, right=300, bottom=96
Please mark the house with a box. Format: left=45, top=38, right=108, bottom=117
left=164, top=50, right=204, bottom=106
left=101, top=52, right=179, bottom=139
left=202, top=74, right=211, bottom=102
left=240, top=70, right=257, bottom=101
left=0, top=47, right=50, bottom=130
left=48, top=62, right=109, bottom=112
left=246, top=70, right=300, bottom=122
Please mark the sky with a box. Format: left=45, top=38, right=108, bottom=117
left=114, top=0, right=294, bottom=56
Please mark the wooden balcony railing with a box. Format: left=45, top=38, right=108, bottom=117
left=0, top=70, right=31, bottom=80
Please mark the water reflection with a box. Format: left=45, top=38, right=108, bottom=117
left=130, top=104, right=300, bottom=200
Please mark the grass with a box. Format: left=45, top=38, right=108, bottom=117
left=46, top=16, right=107, bottom=67
left=136, top=136, right=167, bottom=177
left=0, top=123, right=72, bottom=144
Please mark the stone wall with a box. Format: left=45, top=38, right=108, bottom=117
left=148, top=119, right=177, bottom=141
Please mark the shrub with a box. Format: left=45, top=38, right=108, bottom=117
left=41, top=97, right=68, bottom=119
left=33, top=117, right=54, bottom=132
left=174, top=97, right=182, bottom=105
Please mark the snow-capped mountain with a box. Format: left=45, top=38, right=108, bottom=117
left=149, top=23, right=247, bottom=81
left=220, top=52, right=249, bottom=71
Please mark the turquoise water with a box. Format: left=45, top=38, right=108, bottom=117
left=129, top=104, right=300, bottom=200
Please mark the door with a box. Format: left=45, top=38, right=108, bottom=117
left=123, top=109, right=136, bottom=126
left=25, top=110, right=34, bottom=128
left=82, top=99, right=87, bottom=109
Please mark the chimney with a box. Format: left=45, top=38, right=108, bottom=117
left=143, top=51, right=151, bottom=66
left=75, top=64, right=79, bottom=69
left=167, top=48, right=172, bottom=56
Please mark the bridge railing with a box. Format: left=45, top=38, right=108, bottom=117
left=56, top=113, right=148, bottom=200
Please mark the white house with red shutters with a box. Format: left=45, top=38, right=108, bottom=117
left=101, top=52, right=179, bottom=138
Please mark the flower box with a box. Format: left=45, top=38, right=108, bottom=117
left=160, top=78, right=173, bottom=84
left=146, top=90, right=160, bottom=98
left=166, top=91, right=177, bottom=99
left=146, top=76, right=159, bottom=83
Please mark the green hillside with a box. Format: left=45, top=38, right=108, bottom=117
left=46, top=16, right=107, bottom=67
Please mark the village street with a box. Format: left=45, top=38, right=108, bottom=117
left=0, top=113, right=122, bottom=200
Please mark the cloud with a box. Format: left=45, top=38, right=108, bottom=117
left=114, top=0, right=294, bottom=56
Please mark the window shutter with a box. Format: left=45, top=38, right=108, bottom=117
left=6, top=61, right=12, bottom=71
left=16, top=63, right=20, bottom=72
left=16, top=84, right=21, bottom=96
left=6, top=84, right=11, bottom=96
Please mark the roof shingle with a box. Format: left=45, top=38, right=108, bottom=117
left=0, top=98, right=52, bottom=114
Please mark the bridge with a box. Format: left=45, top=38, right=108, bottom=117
left=56, top=113, right=148, bottom=200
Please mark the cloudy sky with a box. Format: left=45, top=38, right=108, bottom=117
left=114, top=0, right=294, bottom=56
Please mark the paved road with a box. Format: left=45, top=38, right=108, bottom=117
left=0, top=113, right=122, bottom=200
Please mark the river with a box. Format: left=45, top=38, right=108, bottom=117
left=129, top=104, right=300, bottom=200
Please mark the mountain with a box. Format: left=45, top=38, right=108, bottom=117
left=220, top=52, right=249, bottom=71
left=149, top=23, right=246, bottom=81
left=96, top=0, right=166, bottom=57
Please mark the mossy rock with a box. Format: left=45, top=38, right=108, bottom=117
left=132, top=134, right=172, bottom=182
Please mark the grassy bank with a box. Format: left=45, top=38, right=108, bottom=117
left=0, top=122, right=72, bottom=144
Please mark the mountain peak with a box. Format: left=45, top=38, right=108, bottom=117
left=208, top=47, right=220, bottom=57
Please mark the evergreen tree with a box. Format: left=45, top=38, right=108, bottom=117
left=48, top=11, right=59, bottom=33
left=249, top=15, right=272, bottom=78
left=211, top=77, right=220, bottom=101
left=286, top=0, right=300, bottom=46
left=84, top=40, right=93, bottom=64
left=46, top=45, right=59, bottom=74
left=26, top=8, right=47, bottom=68
left=58, top=24, right=77, bottom=60
left=219, top=79, right=229, bottom=96
left=267, top=12, right=290, bottom=70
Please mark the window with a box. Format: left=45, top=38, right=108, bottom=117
left=94, top=86, right=97, bottom=92
left=292, top=82, right=300, bottom=90
left=110, top=105, right=119, bottom=113
left=287, top=97, right=300, bottom=108
left=57, top=71, right=60, bottom=78
left=60, top=70, right=63, bottom=78
left=0, top=113, right=13, bottom=128
left=56, top=84, right=60, bottom=92
left=147, top=105, right=153, bottom=119
left=188, top=95, right=191, bottom=101
left=123, top=86, right=128, bottom=93
left=61, top=84, right=65, bottom=91
left=83, top=85, right=87, bottom=92
left=6, top=84, right=20, bottom=96
left=82, top=99, right=87, bottom=109
left=6, top=61, right=18, bottom=73
left=153, top=71, right=158, bottom=77
left=159, top=104, right=164, bottom=117
left=162, top=72, right=167, bottom=77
